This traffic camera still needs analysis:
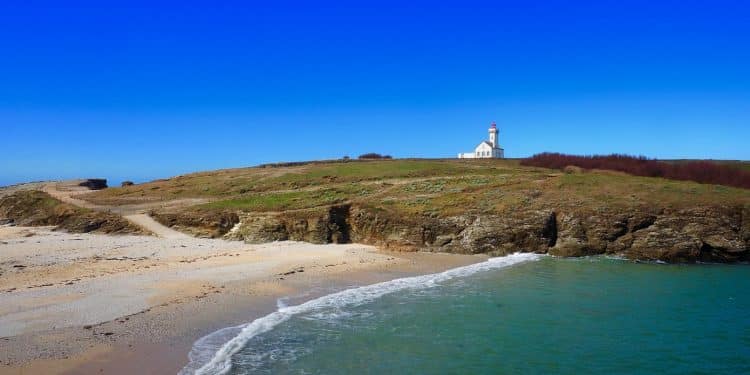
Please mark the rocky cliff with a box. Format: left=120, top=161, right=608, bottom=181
left=155, top=203, right=749, bottom=263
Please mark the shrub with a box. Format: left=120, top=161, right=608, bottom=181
left=121, top=181, right=135, bottom=187
left=563, top=165, right=583, bottom=174
left=521, top=153, right=750, bottom=189
left=358, top=153, right=393, bottom=160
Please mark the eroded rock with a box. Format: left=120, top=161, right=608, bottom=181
left=155, top=201, right=749, bottom=263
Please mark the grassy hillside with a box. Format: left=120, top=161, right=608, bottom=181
left=0, top=190, right=146, bottom=234
left=85, top=159, right=750, bottom=217
left=80, top=159, right=750, bottom=262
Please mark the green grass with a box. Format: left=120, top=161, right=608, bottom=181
left=200, top=185, right=375, bottom=212
left=85, top=159, right=516, bottom=203
left=84, top=158, right=749, bottom=217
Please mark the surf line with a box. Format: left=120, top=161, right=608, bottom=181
left=180, top=252, right=542, bottom=375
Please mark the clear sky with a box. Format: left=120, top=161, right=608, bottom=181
left=2, top=0, right=749, bottom=186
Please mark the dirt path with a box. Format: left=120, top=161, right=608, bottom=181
left=41, top=183, right=104, bottom=210
left=42, top=182, right=191, bottom=239
left=39, top=175, right=491, bottom=239
left=124, top=213, right=191, bottom=239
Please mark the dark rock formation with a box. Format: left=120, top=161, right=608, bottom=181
left=154, top=202, right=750, bottom=263
left=549, top=211, right=657, bottom=257
left=79, top=179, right=108, bottom=190
left=453, top=211, right=557, bottom=256
left=151, top=210, right=239, bottom=238
left=223, top=205, right=354, bottom=244
left=121, top=181, right=135, bottom=187
left=348, top=206, right=427, bottom=251
left=624, top=207, right=748, bottom=263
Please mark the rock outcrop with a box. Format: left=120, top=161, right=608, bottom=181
left=549, top=210, right=657, bottom=257
left=222, top=205, right=353, bottom=244
left=624, top=207, right=748, bottom=263
left=151, top=210, right=239, bottom=238
left=201, top=203, right=749, bottom=263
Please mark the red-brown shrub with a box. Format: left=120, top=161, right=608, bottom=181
left=358, top=153, right=393, bottom=160
left=521, top=153, right=750, bottom=189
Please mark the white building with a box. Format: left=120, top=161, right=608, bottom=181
left=458, top=122, right=505, bottom=159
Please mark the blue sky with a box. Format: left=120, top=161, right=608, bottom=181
left=2, top=1, right=749, bottom=186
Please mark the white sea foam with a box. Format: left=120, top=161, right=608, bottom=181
left=179, top=252, right=541, bottom=375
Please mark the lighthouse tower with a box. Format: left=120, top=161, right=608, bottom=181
left=489, top=122, right=499, bottom=148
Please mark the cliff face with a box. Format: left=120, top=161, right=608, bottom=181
left=351, top=205, right=748, bottom=262
left=151, top=210, right=239, bottom=238
left=222, top=206, right=352, bottom=244
left=168, top=203, right=749, bottom=263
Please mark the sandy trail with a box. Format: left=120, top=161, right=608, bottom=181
left=41, top=182, right=198, bottom=238
left=41, top=183, right=104, bottom=210
left=123, top=214, right=191, bottom=239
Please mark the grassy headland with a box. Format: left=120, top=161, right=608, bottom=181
left=85, top=158, right=749, bottom=215
left=82, top=158, right=750, bottom=263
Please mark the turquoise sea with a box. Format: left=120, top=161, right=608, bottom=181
left=182, top=255, right=750, bottom=375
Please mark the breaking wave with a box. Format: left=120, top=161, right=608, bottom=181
left=179, top=253, right=541, bottom=375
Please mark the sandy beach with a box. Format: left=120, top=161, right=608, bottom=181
left=0, top=225, right=484, bottom=375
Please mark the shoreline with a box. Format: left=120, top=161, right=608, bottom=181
left=0, top=226, right=485, bottom=375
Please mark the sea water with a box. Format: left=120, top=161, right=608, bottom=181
left=182, top=255, right=750, bottom=375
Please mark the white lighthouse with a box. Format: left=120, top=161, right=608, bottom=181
left=489, top=123, right=499, bottom=148
left=457, top=122, right=505, bottom=159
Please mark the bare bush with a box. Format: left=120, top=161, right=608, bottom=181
left=522, top=153, right=750, bottom=189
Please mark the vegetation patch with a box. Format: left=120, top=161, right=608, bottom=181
left=0, top=191, right=146, bottom=234
left=522, top=153, right=750, bottom=189
left=358, top=153, right=393, bottom=160
left=201, top=185, right=374, bottom=212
